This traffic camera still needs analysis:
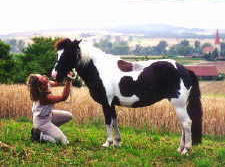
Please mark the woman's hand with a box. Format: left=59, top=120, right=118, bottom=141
left=66, top=70, right=76, bottom=80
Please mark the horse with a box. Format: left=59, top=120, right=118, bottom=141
left=51, top=38, right=203, bottom=155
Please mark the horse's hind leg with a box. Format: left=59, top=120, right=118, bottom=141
left=175, top=129, right=185, bottom=153
left=171, top=100, right=192, bottom=154
left=171, top=81, right=192, bottom=155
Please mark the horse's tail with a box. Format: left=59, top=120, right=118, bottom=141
left=187, top=70, right=203, bottom=145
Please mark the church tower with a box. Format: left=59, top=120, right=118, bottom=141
left=214, top=29, right=221, bottom=55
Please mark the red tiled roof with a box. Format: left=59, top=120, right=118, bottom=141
left=199, top=62, right=225, bottom=74
left=185, top=65, right=218, bottom=77
left=202, top=46, right=214, bottom=54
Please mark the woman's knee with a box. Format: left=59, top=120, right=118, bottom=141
left=68, top=112, right=73, bottom=120
left=63, top=111, right=73, bottom=122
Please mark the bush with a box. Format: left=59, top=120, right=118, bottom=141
left=216, top=73, right=225, bottom=81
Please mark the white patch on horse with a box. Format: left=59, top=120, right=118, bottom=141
left=51, top=49, right=64, bottom=78
left=96, top=57, right=141, bottom=106
left=79, top=42, right=103, bottom=65
left=77, top=43, right=139, bottom=106
left=102, top=121, right=113, bottom=147
left=57, top=50, right=64, bottom=61
left=171, top=80, right=191, bottom=107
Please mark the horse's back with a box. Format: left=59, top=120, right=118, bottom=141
left=112, top=59, right=190, bottom=107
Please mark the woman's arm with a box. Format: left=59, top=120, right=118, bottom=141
left=49, top=71, right=75, bottom=87
left=48, top=80, right=60, bottom=87
left=44, top=80, right=72, bottom=104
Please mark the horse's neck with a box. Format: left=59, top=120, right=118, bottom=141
left=76, top=44, right=118, bottom=87
left=75, top=60, right=99, bottom=87
left=75, top=55, right=117, bottom=88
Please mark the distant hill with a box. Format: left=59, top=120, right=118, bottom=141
left=109, top=24, right=225, bottom=38
left=1, top=24, right=225, bottom=39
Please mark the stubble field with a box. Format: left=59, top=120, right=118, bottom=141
left=0, top=81, right=225, bottom=135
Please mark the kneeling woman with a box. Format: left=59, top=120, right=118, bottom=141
left=27, top=72, right=74, bottom=144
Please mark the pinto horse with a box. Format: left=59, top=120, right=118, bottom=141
left=51, top=39, right=202, bottom=155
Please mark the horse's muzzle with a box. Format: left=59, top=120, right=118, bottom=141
left=51, top=70, right=57, bottom=80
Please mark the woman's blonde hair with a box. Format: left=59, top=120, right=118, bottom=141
left=27, top=74, right=49, bottom=101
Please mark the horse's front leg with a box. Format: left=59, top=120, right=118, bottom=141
left=111, top=106, right=121, bottom=147
left=102, top=105, right=113, bottom=147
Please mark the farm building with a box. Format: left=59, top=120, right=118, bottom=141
left=185, top=65, right=219, bottom=80
left=199, top=62, right=225, bottom=74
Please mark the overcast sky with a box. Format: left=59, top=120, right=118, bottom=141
left=1, top=0, right=225, bottom=34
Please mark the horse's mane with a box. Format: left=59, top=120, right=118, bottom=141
left=55, top=38, right=116, bottom=64
left=79, top=41, right=115, bottom=64
left=55, top=38, right=71, bottom=50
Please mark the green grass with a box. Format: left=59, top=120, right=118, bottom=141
left=1, top=119, right=225, bottom=166
left=120, top=55, right=207, bottom=65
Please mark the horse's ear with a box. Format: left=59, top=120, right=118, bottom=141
left=73, top=39, right=82, bottom=46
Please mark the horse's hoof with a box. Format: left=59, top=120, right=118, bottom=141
left=113, top=141, right=121, bottom=147
left=113, top=138, right=121, bottom=147
left=102, top=143, right=109, bottom=147
left=177, top=146, right=184, bottom=153
left=102, top=141, right=113, bottom=147
left=181, top=147, right=191, bottom=155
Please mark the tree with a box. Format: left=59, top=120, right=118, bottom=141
left=220, top=42, right=225, bottom=57
left=0, top=59, right=15, bottom=83
left=154, top=40, right=168, bottom=55
left=94, top=39, right=112, bottom=53
left=167, top=45, right=177, bottom=56
left=180, top=40, right=189, bottom=47
left=132, top=44, right=143, bottom=55
left=0, top=40, right=17, bottom=83
left=111, top=41, right=129, bottom=55
left=21, top=37, right=59, bottom=81
left=176, top=40, right=194, bottom=56
left=194, top=40, right=201, bottom=53
left=212, top=48, right=219, bottom=60
left=201, top=42, right=212, bottom=51
left=0, top=40, right=10, bottom=59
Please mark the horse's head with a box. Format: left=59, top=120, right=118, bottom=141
left=52, top=38, right=81, bottom=82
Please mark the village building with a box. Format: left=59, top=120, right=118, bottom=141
left=185, top=65, right=219, bottom=80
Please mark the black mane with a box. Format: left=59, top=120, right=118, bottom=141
left=55, top=38, right=72, bottom=50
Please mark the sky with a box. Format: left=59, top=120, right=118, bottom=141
left=1, top=0, right=225, bottom=35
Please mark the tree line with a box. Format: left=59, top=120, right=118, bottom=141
left=94, top=37, right=225, bottom=60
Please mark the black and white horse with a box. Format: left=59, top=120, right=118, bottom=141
left=51, top=39, right=202, bottom=155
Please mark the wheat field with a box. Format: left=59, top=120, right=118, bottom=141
left=0, top=83, right=225, bottom=135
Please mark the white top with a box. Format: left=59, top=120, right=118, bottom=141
left=32, top=83, right=54, bottom=118
left=32, top=101, right=53, bottom=117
